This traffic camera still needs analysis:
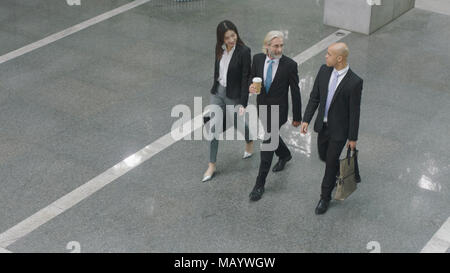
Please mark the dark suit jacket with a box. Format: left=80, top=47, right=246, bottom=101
left=211, top=44, right=251, bottom=107
left=303, top=64, right=363, bottom=141
left=250, top=53, right=302, bottom=128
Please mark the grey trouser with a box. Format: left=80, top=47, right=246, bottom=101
left=209, top=84, right=251, bottom=163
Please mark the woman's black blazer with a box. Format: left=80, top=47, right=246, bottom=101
left=210, top=44, right=251, bottom=107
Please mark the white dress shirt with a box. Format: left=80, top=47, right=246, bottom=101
left=324, top=64, right=350, bottom=122
left=263, top=55, right=280, bottom=83
left=218, top=45, right=236, bottom=87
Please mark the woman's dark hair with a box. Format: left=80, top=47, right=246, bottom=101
left=215, top=20, right=245, bottom=60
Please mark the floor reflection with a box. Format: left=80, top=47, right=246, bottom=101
left=282, top=117, right=312, bottom=157
left=399, top=153, right=446, bottom=193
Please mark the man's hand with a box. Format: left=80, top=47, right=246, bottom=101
left=249, top=84, right=257, bottom=94
left=301, top=122, right=309, bottom=134
left=347, top=140, right=357, bottom=150
left=292, top=121, right=301, bottom=127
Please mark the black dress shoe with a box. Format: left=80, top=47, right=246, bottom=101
left=249, top=185, right=265, bottom=201
left=272, top=155, right=292, bottom=172
left=315, top=199, right=330, bottom=215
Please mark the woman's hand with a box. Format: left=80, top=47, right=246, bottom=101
left=239, top=106, right=245, bottom=116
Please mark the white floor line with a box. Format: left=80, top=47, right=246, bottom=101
left=293, top=30, right=351, bottom=64
left=421, top=217, right=450, bottom=253
left=0, top=30, right=351, bottom=249
left=0, top=0, right=151, bottom=65
left=0, top=114, right=201, bottom=249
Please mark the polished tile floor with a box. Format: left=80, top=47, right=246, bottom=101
left=0, top=0, right=449, bottom=252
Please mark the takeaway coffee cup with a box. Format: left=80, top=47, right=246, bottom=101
left=252, top=77, right=262, bottom=94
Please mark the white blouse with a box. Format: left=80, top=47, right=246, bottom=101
left=218, top=45, right=236, bottom=87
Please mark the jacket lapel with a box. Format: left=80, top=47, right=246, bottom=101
left=226, top=44, right=240, bottom=75
left=215, top=58, right=220, bottom=76
left=330, top=68, right=353, bottom=107
left=322, top=66, right=333, bottom=99
left=269, top=55, right=285, bottom=93
left=264, top=55, right=285, bottom=94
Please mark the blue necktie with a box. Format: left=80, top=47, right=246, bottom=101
left=324, top=71, right=340, bottom=120
left=265, top=60, right=275, bottom=93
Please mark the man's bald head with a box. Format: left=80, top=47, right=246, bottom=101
left=331, top=42, right=349, bottom=58
left=325, top=42, right=349, bottom=68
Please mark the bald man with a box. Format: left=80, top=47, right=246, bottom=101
left=301, top=43, right=363, bottom=214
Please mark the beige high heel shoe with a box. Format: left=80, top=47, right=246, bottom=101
left=202, top=164, right=216, bottom=182
left=243, top=141, right=254, bottom=159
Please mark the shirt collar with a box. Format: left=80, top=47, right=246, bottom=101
left=333, top=64, right=349, bottom=77
left=222, top=44, right=236, bottom=53
left=265, top=55, right=281, bottom=65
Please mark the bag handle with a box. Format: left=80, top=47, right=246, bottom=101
left=346, top=147, right=352, bottom=165
left=346, top=147, right=359, bottom=165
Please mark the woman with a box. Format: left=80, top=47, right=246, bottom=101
left=203, top=20, right=253, bottom=182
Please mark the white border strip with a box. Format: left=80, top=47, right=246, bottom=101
left=0, top=247, right=12, bottom=253
left=0, top=30, right=351, bottom=249
left=0, top=0, right=151, bottom=65
left=421, top=217, right=450, bottom=253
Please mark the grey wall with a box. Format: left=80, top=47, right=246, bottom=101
left=324, top=0, right=415, bottom=35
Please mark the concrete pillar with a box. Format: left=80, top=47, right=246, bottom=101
left=323, top=0, right=415, bottom=35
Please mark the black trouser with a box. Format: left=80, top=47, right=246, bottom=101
left=317, top=123, right=360, bottom=201
left=256, top=133, right=291, bottom=187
